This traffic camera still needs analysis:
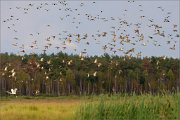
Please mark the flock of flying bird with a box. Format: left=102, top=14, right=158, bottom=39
left=2, top=1, right=179, bottom=95
left=3, top=1, right=179, bottom=57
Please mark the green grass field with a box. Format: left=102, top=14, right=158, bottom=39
left=0, top=94, right=179, bottom=120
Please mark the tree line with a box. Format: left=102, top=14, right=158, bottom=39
left=0, top=52, right=179, bottom=96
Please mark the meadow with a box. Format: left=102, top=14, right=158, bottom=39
left=1, top=1, right=180, bottom=120
left=0, top=94, right=179, bottom=120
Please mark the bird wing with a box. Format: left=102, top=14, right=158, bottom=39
left=14, top=89, right=17, bottom=94
left=6, top=91, right=12, bottom=94
left=11, top=89, right=16, bottom=94
left=11, top=89, right=14, bottom=93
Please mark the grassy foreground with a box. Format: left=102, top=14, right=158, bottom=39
left=75, top=94, right=180, bottom=120
left=0, top=94, right=179, bottom=120
left=0, top=96, right=80, bottom=120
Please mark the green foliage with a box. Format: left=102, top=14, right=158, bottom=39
left=0, top=53, right=179, bottom=96
left=75, top=94, right=179, bottom=120
left=167, top=69, right=175, bottom=81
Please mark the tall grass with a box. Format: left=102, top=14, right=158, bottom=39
left=75, top=94, right=179, bottom=120
left=0, top=94, right=179, bottom=120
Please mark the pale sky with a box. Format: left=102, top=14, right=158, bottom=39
left=1, top=1, right=179, bottom=58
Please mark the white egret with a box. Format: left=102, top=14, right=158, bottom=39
left=6, top=88, right=17, bottom=95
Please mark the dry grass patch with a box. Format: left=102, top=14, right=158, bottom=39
left=0, top=99, right=80, bottom=120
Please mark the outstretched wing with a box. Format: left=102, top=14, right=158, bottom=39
left=11, top=89, right=17, bottom=94
left=6, top=91, right=12, bottom=94
left=11, top=89, right=14, bottom=94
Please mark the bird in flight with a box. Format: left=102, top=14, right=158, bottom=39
left=6, top=88, right=17, bottom=95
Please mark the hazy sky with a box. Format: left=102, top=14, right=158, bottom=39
left=1, top=1, right=179, bottom=58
